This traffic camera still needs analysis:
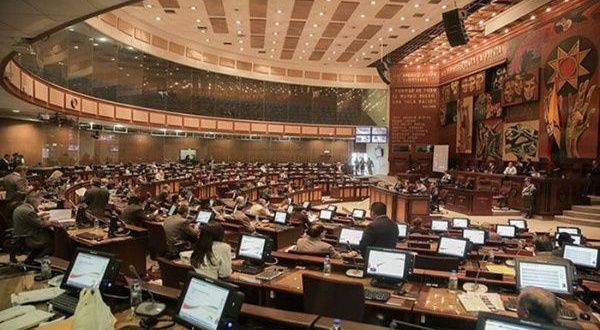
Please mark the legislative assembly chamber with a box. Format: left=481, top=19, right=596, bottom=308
left=1, top=0, right=600, bottom=329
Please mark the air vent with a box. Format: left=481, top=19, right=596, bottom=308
left=223, top=42, right=232, bottom=45
left=164, top=9, right=176, bottom=14
left=197, top=26, right=207, bottom=30
left=258, top=50, right=266, bottom=54
left=389, top=35, right=398, bottom=39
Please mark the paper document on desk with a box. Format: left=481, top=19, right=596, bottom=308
left=458, top=293, right=505, bottom=313
left=75, top=187, right=86, bottom=197
left=48, top=209, right=72, bottom=221
left=485, top=264, right=516, bottom=276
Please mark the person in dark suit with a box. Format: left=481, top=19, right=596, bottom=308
left=163, top=204, right=199, bottom=259
left=13, top=192, right=58, bottom=263
left=0, top=154, right=11, bottom=174
left=2, top=166, right=30, bottom=200
left=120, top=195, right=149, bottom=227
left=82, top=178, right=110, bottom=218
left=357, top=202, right=399, bottom=257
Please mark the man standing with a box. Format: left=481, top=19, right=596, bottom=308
left=0, top=154, right=11, bottom=174
left=503, top=161, right=518, bottom=175
left=82, top=178, right=110, bottom=218
left=522, top=178, right=536, bottom=218
left=357, top=202, right=399, bottom=257
left=2, top=166, right=30, bottom=200
left=366, top=158, right=374, bottom=176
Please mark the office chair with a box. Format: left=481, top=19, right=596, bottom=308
left=53, top=225, right=74, bottom=261
left=144, top=221, right=167, bottom=259
left=302, top=272, right=364, bottom=322
left=156, top=257, right=194, bottom=289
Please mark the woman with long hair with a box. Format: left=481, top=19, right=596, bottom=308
left=183, top=223, right=232, bottom=279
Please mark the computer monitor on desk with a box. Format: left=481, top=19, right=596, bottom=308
left=431, top=220, right=449, bottom=233
left=452, top=218, right=469, bottom=229
left=476, top=312, right=564, bottom=330
left=515, top=259, right=574, bottom=295
left=326, top=205, right=337, bottom=213
left=286, top=204, right=294, bottom=214
left=508, top=219, right=527, bottom=230
left=557, top=226, right=581, bottom=235
left=338, top=227, right=364, bottom=247
left=563, top=244, right=598, bottom=270
left=437, top=236, right=470, bottom=259
left=236, top=234, right=271, bottom=268
left=174, top=272, right=245, bottom=330
left=365, top=247, right=414, bottom=288
left=496, top=225, right=516, bottom=238
left=302, top=201, right=311, bottom=210
left=273, top=211, right=288, bottom=225
left=397, top=223, right=408, bottom=240
left=319, top=209, right=333, bottom=221
left=167, top=203, right=178, bottom=216
left=462, top=229, right=486, bottom=246
left=351, top=208, right=366, bottom=220
left=195, top=210, right=214, bottom=224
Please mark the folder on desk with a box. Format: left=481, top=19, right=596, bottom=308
left=458, top=293, right=504, bottom=313
left=48, top=209, right=72, bottom=221
left=485, top=264, right=515, bottom=277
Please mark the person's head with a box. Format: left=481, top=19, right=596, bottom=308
left=128, top=195, right=141, bottom=205
left=412, top=217, right=423, bottom=229
left=517, top=287, right=558, bottom=325
left=26, top=192, right=42, bottom=209
left=3, top=154, right=8, bottom=160
left=234, top=196, right=246, bottom=207
left=91, top=178, right=101, bottom=187
left=556, top=232, right=573, bottom=248
left=307, top=224, right=325, bottom=239
left=177, top=203, right=189, bottom=217
left=524, top=178, right=531, bottom=184
left=191, top=223, right=225, bottom=268
left=257, top=198, right=267, bottom=206
left=370, top=202, right=386, bottom=217
left=533, top=236, right=553, bottom=252
left=508, top=162, right=514, bottom=167
left=14, top=165, right=27, bottom=175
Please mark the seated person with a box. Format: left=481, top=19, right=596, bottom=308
left=120, top=195, right=150, bottom=227
left=215, top=196, right=256, bottom=233
left=553, top=232, right=574, bottom=257
left=533, top=235, right=554, bottom=256
left=503, top=161, right=518, bottom=175
left=248, top=198, right=272, bottom=217
left=180, top=223, right=232, bottom=280
left=295, top=224, right=341, bottom=258
left=414, top=180, right=428, bottom=194
left=409, top=217, right=428, bottom=235
left=517, top=287, right=561, bottom=327
left=156, top=184, right=171, bottom=204
left=82, top=178, right=109, bottom=218
left=163, top=204, right=199, bottom=259
left=440, top=171, right=452, bottom=184
left=13, top=192, right=59, bottom=263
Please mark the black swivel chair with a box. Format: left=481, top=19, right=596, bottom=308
left=302, top=272, right=364, bottom=322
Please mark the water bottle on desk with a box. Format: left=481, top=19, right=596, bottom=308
left=130, top=279, right=143, bottom=317
left=448, top=270, right=458, bottom=292
left=331, top=318, right=342, bottom=330
left=93, top=217, right=100, bottom=229
left=323, top=255, right=332, bottom=274
left=41, top=256, right=52, bottom=280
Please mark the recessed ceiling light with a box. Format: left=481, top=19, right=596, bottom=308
left=400, top=16, right=405, bottom=21
left=360, top=14, right=365, bottom=18
left=190, top=6, right=196, bottom=10
left=492, top=12, right=497, bottom=17
left=196, top=19, right=201, bottom=23
left=425, top=18, right=430, bottom=22
left=97, top=37, right=108, bottom=42
left=370, top=0, right=376, bottom=5
left=414, top=3, right=420, bottom=8
left=275, top=22, right=280, bottom=26
left=111, top=57, right=116, bottom=61
left=240, top=47, right=244, bottom=51
left=277, top=9, right=282, bottom=14
left=309, top=33, right=314, bottom=37
left=206, top=38, right=209, bottom=42
left=270, top=48, right=275, bottom=52
left=313, top=23, right=318, bottom=28
left=12, top=109, right=20, bottom=113
left=239, top=39, right=243, bottom=43
left=411, top=29, right=416, bottom=33
left=299, top=56, right=303, bottom=59
left=145, top=4, right=152, bottom=8
left=545, top=7, right=552, bottom=12
left=378, top=37, right=383, bottom=41
left=302, top=49, right=306, bottom=53
left=442, top=5, right=447, bottom=9
left=504, top=28, right=509, bottom=33
left=319, top=12, right=324, bottom=16
left=530, top=15, right=536, bottom=20
left=273, top=31, right=278, bottom=35
left=369, top=45, right=373, bottom=48
left=93, top=43, right=99, bottom=47
left=155, top=16, right=161, bottom=21
left=73, top=45, right=79, bottom=49
left=270, top=55, right=273, bottom=58
left=68, top=27, right=75, bottom=32
left=388, top=27, right=393, bottom=32
left=327, top=57, right=331, bottom=60
left=304, top=42, right=309, bottom=46
left=333, top=51, right=336, bottom=54
left=237, top=30, right=243, bottom=34
left=272, top=40, right=276, bottom=44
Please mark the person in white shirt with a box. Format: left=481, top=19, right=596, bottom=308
left=180, top=223, right=231, bottom=279
left=503, top=162, right=517, bottom=175
left=249, top=198, right=272, bottom=217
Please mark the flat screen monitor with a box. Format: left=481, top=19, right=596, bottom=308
left=437, top=237, right=469, bottom=258
left=476, top=312, right=564, bottom=330
left=356, top=127, right=372, bottom=135
left=372, top=127, right=387, bottom=135
left=355, top=135, right=371, bottom=143
left=326, top=205, right=337, bottom=212
left=168, top=204, right=178, bottom=216
left=508, top=219, right=527, bottom=229
left=365, top=247, right=412, bottom=282
left=431, top=220, right=449, bottom=232
left=452, top=218, right=470, bottom=229
left=463, top=229, right=486, bottom=245
left=515, top=259, right=573, bottom=295
left=174, top=273, right=244, bottom=330
left=273, top=211, right=288, bottom=224
left=62, top=249, right=116, bottom=291
left=195, top=210, right=214, bottom=224
left=554, top=233, right=582, bottom=246
left=302, top=201, right=311, bottom=210
left=557, top=226, right=581, bottom=235
left=563, top=244, right=598, bottom=270
left=496, top=225, right=516, bottom=238
left=351, top=209, right=366, bottom=220
left=286, top=204, right=294, bottom=214
left=397, top=224, right=408, bottom=239
left=371, top=135, right=387, bottom=143
left=319, top=209, right=333, bottom=221
left=236, top=234, right=270, bottom=264
left=338, top=228, right=364, bottom=247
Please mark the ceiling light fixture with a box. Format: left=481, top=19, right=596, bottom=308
left=155, top=16, right=161, bottom=21
left=313, top=23, right=318, bottom=28
left=190, top=6, right=196, bottom=10
left=196, top=19, right=201, bottom=23
left=277, top=9, right=282, bottom=14
left=145, top=4, right=152, bottom=8
left=319, top=12, right=324, bottom=16
left=12, top=109, right=20, bottom=113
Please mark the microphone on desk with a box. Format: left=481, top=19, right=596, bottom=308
left=344, top=241, right=364, bottom=278
left=462, top=252, right=489, bottom=293
left=128, top=265, right=166, bottom=317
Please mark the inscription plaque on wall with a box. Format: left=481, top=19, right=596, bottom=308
left=390, top=87, right=439, bottom=146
